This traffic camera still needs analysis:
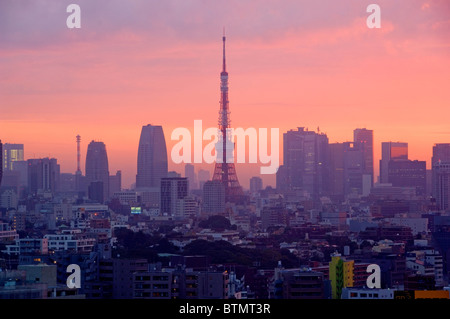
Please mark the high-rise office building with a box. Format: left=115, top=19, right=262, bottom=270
left=283, top=127, right=329, bottom=200
left=1, top=142, right=27, bottom=195
left=433, top=162, right=450, bottom=211
left=27, top=158, right=60, bottom=194
left=184, top=164, right=197, bottom=190
left=354, top=128, right=374, bottom=186
left=328, top=143, right=345, bottom=200
left=432, top=144, right=450, bottom=165
left=380, top=142, right=408, bottom=183
left=75, top=135, right=85, bottom=193
left=2, top=143, right=24, bottom=172
left=12, top=160, right=28, bottom=188
left=202, top=180, right=226, bottom=215
left=85, top=141, right=110, bottom=203
left=250, top=176, right=263, bottom=193
left=136, top=124, right=168, bottom=189
left=276, top=165, right=289, bottom=192
left=343, top=142, right=364, bottom=196
left=109, top=170, right=122, bottom=198
left=88, top=181, right=104, bottom=203
left=0, top=140, right=2, bottom=187
left=198, top=169, right=210, bottom=191
left=388, top=160, right=426, bottom=196
left=160, top=177, right=188, bottom=218
left=432, top=144, right=450, bottom=210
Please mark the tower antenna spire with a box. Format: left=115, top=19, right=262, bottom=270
left=222, top=28, right=226, bottom=73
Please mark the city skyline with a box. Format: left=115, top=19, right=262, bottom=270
left=1, top=0, right=449, bottom=189
left=2, top=1, right=450, bottom=303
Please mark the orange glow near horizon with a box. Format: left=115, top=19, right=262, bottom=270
left=1, top=0, right=449, bottom=189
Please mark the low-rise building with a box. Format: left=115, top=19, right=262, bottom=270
left=341, top=287, right=395, bottom=299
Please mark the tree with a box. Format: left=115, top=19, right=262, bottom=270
left=198, top=215, right=232, bottom=231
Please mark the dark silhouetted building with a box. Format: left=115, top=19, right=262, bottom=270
left=261, top=206, right=290, bottom=230
left=354, top=128, right=373, bottom=186
left=276, top=268, right=325, bottom=299
left=109, top=170, right=121, bottom=198
left=250, top=176, right=263, bottom=193
left=202, top=180, right=225, bottom=215
left=380, top=142, right=408, bottom=183
left=329, top=143, right=345, bottom=200
left=388, top=160, right=426, bottom=196
left=2, top=143, right=24, bottom=172
left=85, top=141, right=109, bottom=203
left=432, top=143, right=450, bottom=165
left=283, top=127, right=329, bottom=200
left=136, top=124, right=168, bottom=189
left=343, top=142, right=364, bottom=196
left=160, top=177, right=188, bottom=218
left=27, top=158, right=60, bottom=194
left=133, top=266, right=229, bottom=299
left=59, top=173, right=76, bottom=192
left=405, top=274, right=436, bottom=291
left=432, top=144, right=450, bottom=210
left=184, top=164, right=197, bottom=191
left=276, top=165, right=289, bottom=192
left=88, top=181, right=104, bottom=203
left=198, top=169, right=210, bottom=191
left=0, top=140, right=2, bottom=187
left=97, top=258, right=148, bottom=299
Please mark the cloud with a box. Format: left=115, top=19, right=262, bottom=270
left=1, top=0, right=447, bottom=51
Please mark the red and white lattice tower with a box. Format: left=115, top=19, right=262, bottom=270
left=212, top=32, right=244, bottom=202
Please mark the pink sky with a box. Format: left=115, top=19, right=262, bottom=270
left=1, top=0, right=449, bottom=189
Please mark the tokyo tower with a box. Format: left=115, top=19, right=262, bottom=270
left=212, top=32, right=244, bottom=202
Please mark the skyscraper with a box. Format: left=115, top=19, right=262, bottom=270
left=283, top=127, right=329, bottom=200
left=109, top=170, right=122, bottom=198
left=136, top=124, right=168, bottom=189
left=85, top=141, right=110, bottom=203
left=432, top=144, right=450, bottom=166
left=184, top=163, right=197, bottom=190
left=212, top=34, right=244, bottom=203
left=2, top=143, right=24, bottom=172
left=276, top=165, right=289, bottom=192
left=387, top=160, right=426, bottom=196
left=75, top=135, right=85, bottom=193
left=0, top=140, right=2, bottom=187
left=202, top=180, right=226, bottom=215
left=328, top=143, right=345, bottom=200
left=198, top=169, right=210, bottom=191
left=433, top=162, right=450, bottom=211
left=160, top=177, right=188, bottom=218
left=354, top=128, right=374, bottom=186
left=250, top=176, right=263, bottom=193
left=343, top=142, right=364, bottom=197
left=432, top=144, right=450, bottom=210
left=380, top=142, right=408, bottom=183
left=27, top=158, right=60, bottom=194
